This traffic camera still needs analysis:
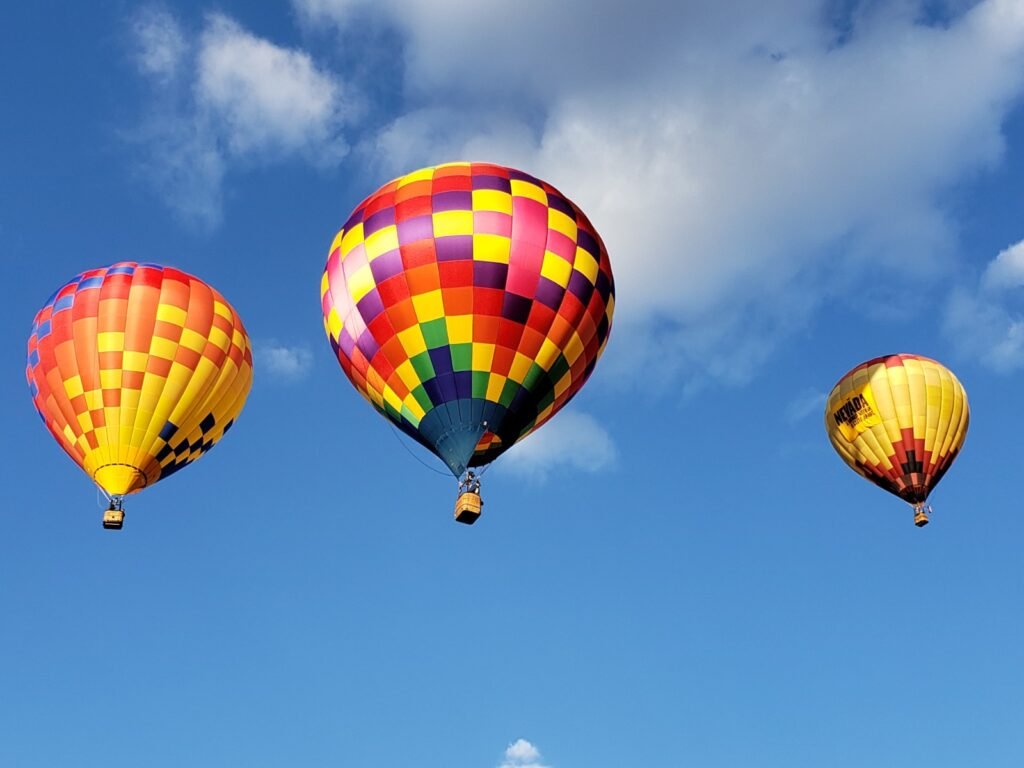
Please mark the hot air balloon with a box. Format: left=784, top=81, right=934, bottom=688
left=26, top=262, right=254, bottom=529
left=824, top=353, right=968, bottom=527
left=320, top=162, right=615, bottom=523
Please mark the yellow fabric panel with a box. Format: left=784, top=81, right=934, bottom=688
left=412, top=290, right=445, bottom=323
left=472, top=343, right=495, bottom=372
left=904, top=357, right=928, bottom=441
left=446, top=315, right=472, bottom=345
left=511, top=180, right=547, bottom=204
left=541, top=252, right=573, bottom=287
left=508, top=352, right=532, bottom=385
left=398, top=167, right=434, bottom=186
left=472, top=190, right=512, bottom=214
left=365, top=226, right=399, bottom=260
left=340, top=223, right=364, bottom=258
left=485, top=373, right=507, bottom=402
left=433, top=210, right=474, bottom=237
left=64, top=375, right=84, bottom=398
left=548, top=208, right=577, bottom=240
left=473, top=233, right=512, bottom=263
left=922, top=362, right=941, bottom=454
left=574, top=248, right=600, bottom=284
left=535, top=337, right=561, bottom=372
left=398, top=326, right=428, bottom=356
left=156, top=304, right=187, bottom=325
left=348, top=265, right=376, bottom=304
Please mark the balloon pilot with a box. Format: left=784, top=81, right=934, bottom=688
left=103, top=494, right=125, bottom=531
left=454, top=470, right=483, bottom=525
left=912, top=502, right=932, bottom=528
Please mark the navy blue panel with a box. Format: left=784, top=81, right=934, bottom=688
left=454, top=371, right=472, bottom=401
left=422, top=378, right=443, bottom=404
left=429, top=347, right=454, bottom=376
left=436, top=373, right=458, bottom=402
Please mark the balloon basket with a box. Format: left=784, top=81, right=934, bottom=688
left=454, top=492, right=482, bottom=525
left=102, top=508, right=124, bottom=530
left=103, top=497, right=125, bottom=530
left=913, top=504, right=930, bottom=528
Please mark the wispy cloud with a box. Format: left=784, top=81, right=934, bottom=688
left=945, top=237, right=1024, bottom=371
left=499, top=739, right=550, bottom=768
left=258, top=340, right=314, bottom=381
left=502, top=411, right=616, bottom=482
left=785, top=388, right=827, bottom=423
left=131, top=6, right=186, bottom=82
left=128, top=8, right=352, bottom=225
left=981, top=239, right=1024, bottom=292
left=197, top=15, right=350, bottom=160
left=301, top=0, right=1024, bottom=389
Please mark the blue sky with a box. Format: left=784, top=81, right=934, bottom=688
left=4, top=1, right=1024, bottom=766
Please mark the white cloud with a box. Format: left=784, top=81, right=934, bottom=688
left=499, top=739, right=550, bottom=768
left=501, top=411, right=616, bottom=482
left=944, top=237, right=1024, bottom=372
left=197, top=15, right=349, bottom=161
left=132, top=6, right=186, bottom=82
left=301, top=0, right=1024, bottom=388
left=130, top=10, right=351, bottom=224
left=133, top=117, right=226, bottom=228
left=785, top=388, right=827, bottom=423
left=981, top=239, right=1024, bottom=292
left=258, top=341, right=314, bottom=381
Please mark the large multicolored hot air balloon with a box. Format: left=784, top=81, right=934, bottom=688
left=825, top=353, right=969, bottom=527
left=320, top=162, right=615, bottom=523
left=26, top=262, right=254, bottom=529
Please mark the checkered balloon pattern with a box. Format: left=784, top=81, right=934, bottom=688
left=321, top=162, right=616, bottom=476
left=825, top=353, right=969, bottom=506
left=26, top=262, right=254, bottom=498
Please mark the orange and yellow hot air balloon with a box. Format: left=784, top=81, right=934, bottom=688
left=26, top=262, right=254, bottom=529
left=825, top=353, right=968, bottom=527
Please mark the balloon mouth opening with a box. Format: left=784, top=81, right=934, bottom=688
left=94, top=464, right=148, bottom=496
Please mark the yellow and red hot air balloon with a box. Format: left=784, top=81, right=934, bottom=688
left=320, top=162, right=615, bottom=524
left=825, top=353, right=969, bottom=527
left=26, top=262, right=254, bottom=529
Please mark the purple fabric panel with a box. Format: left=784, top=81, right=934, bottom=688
left=546, top=193, right=575, bottom=218
left=567, top=270, right=594, bottom=304
left=508, top=169, right=542, bottom=185
left=356, top=331, right=380, bottom=360
left=364, top=207, right=396, bottom=236
left=356, top=290, right=385, bottom=322
left=397, top=215, right=434, bottom=246
left=474, top=261, right=507, bottom=289
left=535, top=277, right=565, bottom=310
left=472, top=174, right=512, bottom=193
left=369, top=249, right=404, bottom=283
left=436, top=235, right=473, bottom=261
left=432, top=190, right=472, bottom=212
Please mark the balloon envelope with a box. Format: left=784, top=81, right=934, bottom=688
left=321, top=162, right=615, bottom=476
left=824, top=353, right=968, bottom=507
left=26, top=262, right=254, bottom=498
